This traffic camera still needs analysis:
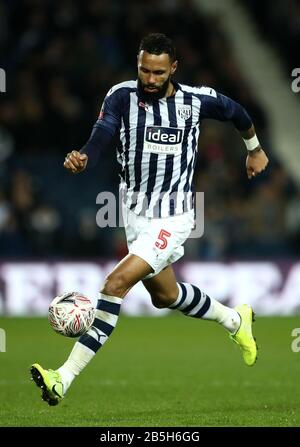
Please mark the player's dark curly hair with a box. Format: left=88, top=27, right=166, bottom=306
left=138, top=33, right=176, bottom=62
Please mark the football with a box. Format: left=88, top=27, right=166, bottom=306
left=48, top=292, right=95, bottom=338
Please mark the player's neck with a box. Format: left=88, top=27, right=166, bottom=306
left=165, top=81, right=175, bottom=98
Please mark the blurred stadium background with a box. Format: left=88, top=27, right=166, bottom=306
left=0, top=0, right=300, bottom=427
left=0, top=0, right=299, bottom=315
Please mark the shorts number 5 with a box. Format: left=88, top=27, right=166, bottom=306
left=155, top=229, right=171, bottom=249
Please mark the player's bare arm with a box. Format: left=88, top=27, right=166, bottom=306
left=240, top=124, right=269, bottom=179
left=63, top=150, right=88, bottom=174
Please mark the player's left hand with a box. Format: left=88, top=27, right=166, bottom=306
left=246, top=147, right=269, bottom=179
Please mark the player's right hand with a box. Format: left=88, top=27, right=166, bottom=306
left=63, top=150, right=88, bottom=174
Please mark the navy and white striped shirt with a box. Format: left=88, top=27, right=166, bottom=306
left=83, top=80, right=252, bottom=218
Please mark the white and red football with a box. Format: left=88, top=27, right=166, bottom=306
left=48, top=292, right=95, bottom=338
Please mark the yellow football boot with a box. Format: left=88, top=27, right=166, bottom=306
left=30, top=363, right=64, bottom=406
left=230, top=304, right=258, bottom=366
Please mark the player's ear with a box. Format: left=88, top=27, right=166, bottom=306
left=170, top=60, right=178, bottom=75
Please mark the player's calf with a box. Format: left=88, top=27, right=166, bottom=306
left=167, top=282, right=240, bottom=332
left=150, top=291, right=179, bottom=309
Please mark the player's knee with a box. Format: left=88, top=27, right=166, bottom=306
left=102, top=272, right=128, bottom=298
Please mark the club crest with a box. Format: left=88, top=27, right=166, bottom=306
left=177, top=105, right=191, bottom=120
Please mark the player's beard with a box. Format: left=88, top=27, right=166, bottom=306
left=137, top=75, right=171, bottom=102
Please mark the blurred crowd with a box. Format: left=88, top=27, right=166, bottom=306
left=244, top=0, right=300, bottom=75
left=0, top=0, right=300, bottom=260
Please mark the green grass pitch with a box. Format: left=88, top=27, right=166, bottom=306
left=0, top=314, right=299, bottom=427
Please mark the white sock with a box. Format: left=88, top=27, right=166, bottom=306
left=57, top=293, right=123, bottom=393
left=169, top=282, right=241, bottom=334
left=202, top=298, right=241, bottom=334
left=57, top=343, right=94, bottom=393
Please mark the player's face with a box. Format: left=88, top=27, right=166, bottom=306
left=137, top=50, right=177, bottom=101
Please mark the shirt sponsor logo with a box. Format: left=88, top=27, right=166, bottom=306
left=144, top=126, right=183, bottom=155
